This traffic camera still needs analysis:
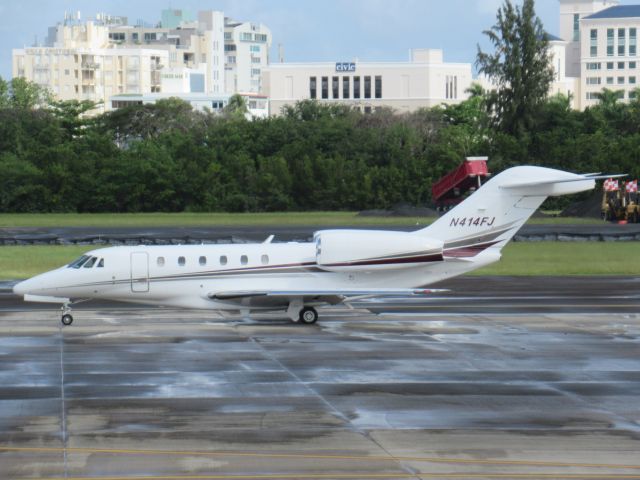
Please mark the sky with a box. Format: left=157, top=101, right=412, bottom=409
left=0, top=0, right=634, bottom=80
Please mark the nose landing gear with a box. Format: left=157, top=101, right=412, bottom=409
left=61, top=304, right=73, bottom=326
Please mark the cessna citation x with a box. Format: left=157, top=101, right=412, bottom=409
left=13, top=166, right=621, bottom=326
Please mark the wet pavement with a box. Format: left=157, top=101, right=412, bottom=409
left=1, top=279, right=640, bottom=479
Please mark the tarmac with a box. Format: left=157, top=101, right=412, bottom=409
left=1, top=276, right=640, bottom=479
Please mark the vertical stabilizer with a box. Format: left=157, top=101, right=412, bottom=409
left=415, top=166, right=596, bottom=257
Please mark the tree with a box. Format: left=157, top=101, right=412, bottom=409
left=223, top=94, right=248, bottom=119
left=8, top=77, right=51, bottom=109
left=476, top=0, right=555, bottom=137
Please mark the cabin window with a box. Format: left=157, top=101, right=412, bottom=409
left=157, top=257, right=165, bottom=267
left=199, top=256, right=207, bottom=266
left=240, top=255, right=248, bottom=265
left=261, top=254, right=269, bottom=265
left=220, top=255, right=228, bottom=266
left=178, top=256, right=186, bottom=266
left=83, top=257, right=97, bottom=268
left=97, top=258, right=104, bottom=268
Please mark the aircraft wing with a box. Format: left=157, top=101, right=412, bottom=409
left=209, top=288, right=448, bottom=302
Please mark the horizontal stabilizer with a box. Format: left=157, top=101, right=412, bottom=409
left=500, top=173, right=626, bottom=189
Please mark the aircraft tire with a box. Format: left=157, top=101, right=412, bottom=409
left=61, top=314, right=74, bottom=326
left=299, top=307, right=318, bottom=324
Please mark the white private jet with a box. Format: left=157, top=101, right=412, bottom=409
left=13, top=166, right=621, bottom=326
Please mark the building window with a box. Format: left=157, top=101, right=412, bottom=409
left=144, top=32, right=156, bottom=42
left=618, top=62, right=625, bottom=69
left=250, top=45, right=260, bottom=53
left=606, top=77, right=614, bottom=84
left=261, top=254, right=269, bottom=265
left=343, top=76, right=350, bottom=99
left=224, top=32, right=232, bottom=40
left=607, top=62, right=614, bottom=70
left=199, top=256, right=207, bottom=266
left=586, top=77, right=601, bottom=85
left=363, top=76, right=371, bottom=98
left=445, top=75, right=458, bottom=99
left=573, top=14, right=580, bottom=42
left=157, top=257, right=165, bottom=267
left=109, top=32, right=125, bottom=42
left=630, top=61, right=637, bottom=69
left=375, top=76, right=382, bottom=98
left=590, top=29, right=598, bottom=57
left=631, top=28, right=637, bottom=56
left=586, top=62, right=601, bottom=70
left=630, top=76, right=637, bottom=84
left=240, top=32, right=252, bottom=41
left=224, top=44, right=236, bottom=52
left=254, top=33, right=268, bottom=42
left=631, top=90, right=637, bottom=99
left=321, top=76, right=328, bottom=99
left=618, top=76, right=625, bottom=84
left=178, top=256, right=186, bottom=266
left=220, top=255, right=228, bottom=266
left=332, top=76, right=339, bottom=98
left=240, top=255, right=248, bottom=265
left=619, top=28, right=626, bottom=56
left=586, top=92, right=599, bottom=100
left=353, top=76, right=360, bottom=99
left=608, top=29, right=614, bottom=56
left=309, top=76, right=317, bottom=99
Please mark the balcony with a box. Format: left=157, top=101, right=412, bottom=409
left=81, top=62, right=100, bottom=70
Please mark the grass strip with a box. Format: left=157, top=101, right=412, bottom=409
left=0, top=242, right=637, bottom=281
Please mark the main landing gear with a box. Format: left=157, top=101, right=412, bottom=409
left=287, top=301, right=319, bottom=325
left=299, top=306, right=318, bottom=325
left=61, top=304, right=73, bottom=326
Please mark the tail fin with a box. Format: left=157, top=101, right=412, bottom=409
left=416, top=166, right=605, bottom=257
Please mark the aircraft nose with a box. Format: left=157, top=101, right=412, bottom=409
left=13, top=279, right=31, bottom=296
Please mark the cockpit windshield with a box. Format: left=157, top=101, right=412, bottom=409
left=68, top=255, right=90, bottom=269
left=68, top=255, right=104, bottom=269
left=83, top=257, right=97, bottom=268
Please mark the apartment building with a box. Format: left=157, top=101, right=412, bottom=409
left=556, top=0, right=640, bottom=109
left=579, top=5, right=640, bottom=107
left=12, top=9, right=272, bottom=113
left=264, top=49, right=473, bottom=115
left=224, top=20, right=271, bottom=95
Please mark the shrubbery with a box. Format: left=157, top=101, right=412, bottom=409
left=0, top=78, right=639, bottom=213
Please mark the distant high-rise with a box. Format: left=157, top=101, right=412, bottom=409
left=12, top=9, right=272, bottom=114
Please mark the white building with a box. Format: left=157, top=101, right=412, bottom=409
left=264, top=49, right=473, bottom=115
left=556, top=0, right=640, bottom=109
left=12, top=9, right=272, bottom=114
left=110, top=92, right=269, bottom=119
left=559, top=0, right=619, bottom=78
left=224, top=20, right=272, bottom=95
left=579, top=4, right=640, bottom=108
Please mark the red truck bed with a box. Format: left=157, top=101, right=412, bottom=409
left=432, top=157, right=490, bottom=206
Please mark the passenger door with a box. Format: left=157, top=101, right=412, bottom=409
left=130, top=252, right=149, bottom=293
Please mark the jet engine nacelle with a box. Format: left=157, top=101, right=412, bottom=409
left=314, top=230, right=443, bottom=272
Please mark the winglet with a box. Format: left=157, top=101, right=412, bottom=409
left=263, top=235, right=275, bottom=244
